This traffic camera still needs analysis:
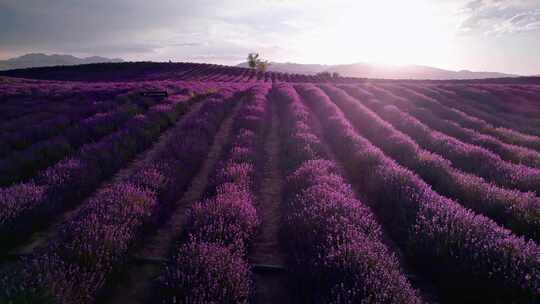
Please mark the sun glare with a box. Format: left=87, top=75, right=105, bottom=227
left=295, top=0, right=456, bottom=66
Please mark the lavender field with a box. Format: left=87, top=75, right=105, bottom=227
left=0, top=63, right=539, bottom=304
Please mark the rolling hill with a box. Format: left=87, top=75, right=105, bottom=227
left=0, top=53, right=123, bottom=71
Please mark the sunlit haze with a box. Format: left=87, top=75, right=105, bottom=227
left=1, top=0, right=539, bottom=74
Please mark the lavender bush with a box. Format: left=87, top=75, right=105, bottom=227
left=297, top=83, right=539, bottom=303
left=323, top=84, right=540, bottom=241
left=0, top=93, right=194, bottom=251
left=275, top=83, right=421, bottom=303
left=158, top=84, right=270, bottom=303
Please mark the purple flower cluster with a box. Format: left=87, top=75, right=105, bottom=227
left=66, top=102, right=142, bottom=145
left=483, top=85, right=540, bottom=117
left=0, top=91, right=238, bottom=303
left=0, top=114, right=73, bottom=149
left=0, top=94, right=193, bottom=251
left=424, top=85, right=540, bottom=141
left=160, top=242, right=251, bottom=304
left=407, top=105, right=540, bottom=168
left=0, top=182, right=157, bottom=303
left=322, top=84, right=540, bottom=241
left=0, top=79, right=132, bottom=103
left=297, top=83, right=539, bottom=302
left=376, top=102, right=540, bottom=194
left=0, top=79, right=222, bottom=164
left=1, top=91, right=115, bottom=125
left=443, top=85, right=540, bottom=136
left=342, top=84, right=540, bottom=194
left=0, top=136, right=72, bottom=185
left=393, top=83, right=540, bottom=153
left=0, top=112, right=56, bottom=138
left=158, top=84, right=270, bottom=303
left=275, top=83, right=421, bottom=303
left=0, top=99, right=149, bottom=186
left=450, top=85, right=540, bottom=118
left=360, top=83, right=540, bottom=170
left=0, top=78, right=216, bottom=128
left=0, top=90, right=132, bottom=153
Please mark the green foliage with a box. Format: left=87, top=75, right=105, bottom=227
left=247, top=53, right=259, bottom=69
left=247, top=53, right=270, bottom=72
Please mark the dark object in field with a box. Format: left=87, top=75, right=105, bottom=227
left=141, top=91, right=168, bottom=98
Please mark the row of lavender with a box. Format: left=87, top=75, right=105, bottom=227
left=0, top=78, right=139, bottom=101
left=0, top=86, right=244, bottom=303
left=443, top=84, right=540, bottom=118
left=297, top=84, right=538, bottom=303
left=0, top=93, right=155, bottom=185
left=0, top=82, right=153, bottom=154
left=414, top=103, right=540, bottom=166
left=0, top=79, right=219, bottom=127
left=0, top=93, right=192, bottom=252
left=428, top=83, right=540, bottom=120
left=326, top=85, right=540, bottom=242
left=388, top=102, right=540, bottom=189
left=0, top=82, right=233, bottom=252
left=0, top=96, right=121, bottom=156
left=374, top=84, right=540, bottom=168
left=417, top=84, right=540, bottom=138
left=360, top=84, right=540, bottom=194
left=158, top=84, right=270, bottom=302
left=388, top=84, right=540, bottom=154
left=0, top=83, right=132, bottom=121
left=438, top=85, right=540, bottom=134
left=0, top=80, right=235, bottom=185
left=0, top=79, right=189, bottom=101
left=275, top=83, right=422, bottom=303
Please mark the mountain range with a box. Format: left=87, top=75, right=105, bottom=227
left=0, top=53, right=123, bottom=71
left=237, top=62, right=519, bottom=80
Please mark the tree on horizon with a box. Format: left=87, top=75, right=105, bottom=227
left=247, top=53, right=269, bottom=72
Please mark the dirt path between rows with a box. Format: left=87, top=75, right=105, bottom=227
left=103, top=98, right=243, bottom=304
left=249, top=96, right=292, bottom=304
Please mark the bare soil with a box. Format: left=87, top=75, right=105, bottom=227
left=249, top=96, right=293, bottom=304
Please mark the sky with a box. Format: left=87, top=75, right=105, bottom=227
left=1, top=0, right=539, bottom=75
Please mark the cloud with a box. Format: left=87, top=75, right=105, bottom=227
left=169, top=43, right=202, bottom=47
left=0, top=0, right=307, bottom=62
left=1, top=0, right=538, bottom=74
left=493, top=10, right=540, bottom=33
left=0, top=1, right=205, bottom=55
left=60, top=42, right=161, bottom=55
left=459, top=0, right=540, bottom=35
